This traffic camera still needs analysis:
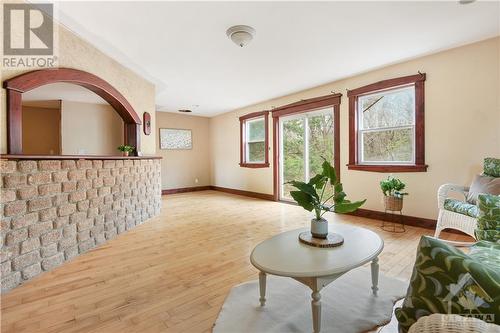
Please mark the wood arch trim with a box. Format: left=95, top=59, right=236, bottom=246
left=3, top=68, right=142, bottom=154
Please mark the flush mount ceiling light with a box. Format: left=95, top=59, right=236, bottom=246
left=178, top=109, right=192, bottom=113
left=458, top=0, right=476, bottom=4
left=226, top=25, right=256, bottom=47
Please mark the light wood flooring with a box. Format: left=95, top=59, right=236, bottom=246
left=1, top=191, right=470, bottom=333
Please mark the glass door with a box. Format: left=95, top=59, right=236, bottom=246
left=280, top=108, right=335, bottom=201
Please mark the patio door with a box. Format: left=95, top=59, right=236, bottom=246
left=279, top=108, right=335, bottom=201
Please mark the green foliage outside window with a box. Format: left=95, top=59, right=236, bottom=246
left=247, top=118, right=265, bottom=162
left=359, top=86, right=415, bottom=162
left=282, top=114, right=335, bottom=200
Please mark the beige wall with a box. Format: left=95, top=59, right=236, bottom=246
left=209, top=37, right=500, bottom=220
left=61, top=101, right=123, bottom=155
left=1, top=23, right=156, bottom=155
left=22, top=105, right=61, bottom=155
left=156, top=112, right=210, bottom=190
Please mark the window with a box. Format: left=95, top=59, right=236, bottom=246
left=239, top=111, right=269, bottom=168
left=279, top=108, right=335, bottom=201
left=271, top=93, right=341, bottom=201
left=347, top=74, right=427, bottom=172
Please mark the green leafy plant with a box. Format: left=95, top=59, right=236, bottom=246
left=380, top=176, right=408, bottom=198
left=287, top=158, right=366, bottom=220
left=117, top=145, right=135, bottom=153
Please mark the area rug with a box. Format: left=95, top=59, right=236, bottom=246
left=213, top=267, right=407, bottom=333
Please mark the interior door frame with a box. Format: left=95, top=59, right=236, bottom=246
left=3, top=68, right=142, bottom=155
left=272, top=93, right=342, bottom=202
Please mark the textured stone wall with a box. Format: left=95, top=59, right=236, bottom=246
left=0, top=159, right=161, bottom=292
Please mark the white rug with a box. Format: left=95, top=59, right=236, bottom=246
left=213, top=268, right=407, bottom=333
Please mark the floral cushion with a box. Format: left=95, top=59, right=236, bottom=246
left=395, top=236, right=500, bottom=333
left=474, top=194, right=500, bottom=243
left=443, top=198, right=479, bottom=218
left=484, top=157, right=500, bottom=177
left=469, top=241, right=500, bottom=271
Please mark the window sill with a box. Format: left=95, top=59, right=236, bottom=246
left=239, top=162, right=270, bottom=169
left=347, top=164, right=428, bottom=173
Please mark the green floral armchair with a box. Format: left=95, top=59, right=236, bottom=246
left=395, top=236, right=500, bottom=332
left=398, top=180, right=500, bottom=332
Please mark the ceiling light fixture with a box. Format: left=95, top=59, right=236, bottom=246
left=226, top=25, right=255, bottom=47
left=178, top=109, right=192, bottom=113
left=458, top=0, right=476, bottom=4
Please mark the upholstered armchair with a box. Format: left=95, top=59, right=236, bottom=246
left=395, top=236, right=500, bottom=332
left=434, top=158, right=500, bottom=246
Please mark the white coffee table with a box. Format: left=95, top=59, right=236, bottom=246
left=250, top=224, right=384, bottom=333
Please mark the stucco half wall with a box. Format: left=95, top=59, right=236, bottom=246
left=209, top=37, right=500, bottom=220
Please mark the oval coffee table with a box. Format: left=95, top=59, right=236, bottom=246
left=250, top=224, right=384, bottom=333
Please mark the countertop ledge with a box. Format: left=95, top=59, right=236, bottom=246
left=0, top=154, right=162, bottom=160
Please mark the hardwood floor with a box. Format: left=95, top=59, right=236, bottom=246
left=1, top=191, right=470, bottom=333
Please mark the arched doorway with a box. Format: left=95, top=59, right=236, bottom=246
left=3, top=68, right=142, bottom=155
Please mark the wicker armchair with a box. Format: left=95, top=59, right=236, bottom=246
left=434, top=183, right=477, bottom=246
left=408, top=314, right=500, bottom=333
left=434, top=158, right=500, bottom=247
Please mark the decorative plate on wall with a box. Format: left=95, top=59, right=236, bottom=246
left=159, top=128, right=192, bottom=150
left=143, top=112, right=152, bottom=135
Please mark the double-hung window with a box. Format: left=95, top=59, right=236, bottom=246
left=239, top=111, right=269, bottom=168
left=348, top=74, right=427, bottom=172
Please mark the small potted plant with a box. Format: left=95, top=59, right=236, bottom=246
left=117, top=145, right=135, bottom=157
left=287, top=158, right=366, bottom=239
left=380, top=176, right=408, bottom=211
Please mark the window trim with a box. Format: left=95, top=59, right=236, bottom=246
left=347, top=73, right=427, bottom=173
left=239, top=111, right=269, bottom=168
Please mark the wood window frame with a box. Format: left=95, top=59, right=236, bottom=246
left=3, top=68, right=142, bottom=155
left=347, top=73, right=427, bottom=173
left=239, top=111, right=270, bottom=168
left=272, top=93, right=342, bottom=201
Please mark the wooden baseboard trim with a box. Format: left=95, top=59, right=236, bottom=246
left=209, top=186, right=274, bottom=201
left=348, top=208, right=437, bottom=229
left=162, top=186, right=212, bottom=195
left=162, top=185, right=274, bottom=201
left=162, top=187, right=467, bottom=234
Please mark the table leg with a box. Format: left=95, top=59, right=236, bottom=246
left=371, top=257, right=379, bottom=296
left=311, top=289, right=321, bottom=333
left=259, top=271, right=266, bottom=306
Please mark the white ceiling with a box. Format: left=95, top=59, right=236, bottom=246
left=23, top=83, right=108, bottom=104
left=50, top=1, right=499, bottom=117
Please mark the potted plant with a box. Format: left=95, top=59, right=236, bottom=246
left=287, top=158, right=366, bottom=239
left=380, top=176, right=408, bottom=211
left=117, top=145, right=135, bottom=157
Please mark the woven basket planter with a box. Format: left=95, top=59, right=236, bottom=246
left=384, top=196, right=403, bottom=211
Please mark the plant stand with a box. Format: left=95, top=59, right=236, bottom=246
left=381, top=208, right=405, bottom=233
